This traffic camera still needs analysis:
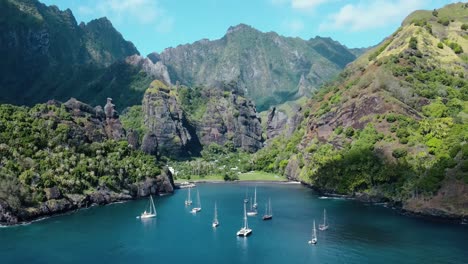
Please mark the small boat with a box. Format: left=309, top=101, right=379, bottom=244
left=212, top=202, right=219, bottom=227
left=244, top=189, right=249, bottom=203
left=237, top=203, right=252, bottom=237
left=185, top=187, right=193, bottom=206
left=319, top=209, right=329, bottom=231
left=139, top=195, right=157, bottom=219
left=191, top=189, right=202, bottom=213
left=308, top=220, right=317, bottom=245
left=262, top=198, right=273, bottom=220
left=247, top=197, right=257, bottom=216
left=253, top=186, right=258, bottom=209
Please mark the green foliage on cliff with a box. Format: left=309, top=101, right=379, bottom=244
left=0, top=103, right=161, bottom=209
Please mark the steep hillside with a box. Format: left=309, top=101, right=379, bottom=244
left=0, top=97, right=173, bottom=225
left=0, top=0, right=166, bottom=109
left=150, top=24, right=359, bottom=111
left=253, top=3, right=468, bottom=219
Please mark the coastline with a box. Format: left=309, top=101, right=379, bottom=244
left=298, top=181, right=467, bottom=224
left=0, top=192, right=173, bottom=228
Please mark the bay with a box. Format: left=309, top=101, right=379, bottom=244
left=1, top=183, right=467, bottom=264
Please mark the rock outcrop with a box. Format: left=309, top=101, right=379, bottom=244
left=142, top=81, right=201, bottom=157
left=126, top=55, right=171, bottom=85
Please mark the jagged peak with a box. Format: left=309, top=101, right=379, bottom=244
left=226, top=23, right=257, bottom=34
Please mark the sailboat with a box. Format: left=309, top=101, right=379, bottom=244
left=253, top=186, right=258, bottom=209
left=236, top=203, right=252, bottom=237
left=308, top=220, right=318, bottom=245
left=185, top=187, right=192, bottom=206
left=212, top=202, right=219, bottom=227
left=247, top=197, right=257, bottom=216
left=262, top=198, right=272, bottom=220
left=139, top=195, right=157, bottom=219
left=319, top=209, right=329, bottom=231
left=191, top=189, right=202, bottom=213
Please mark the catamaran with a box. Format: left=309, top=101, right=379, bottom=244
left=212, top=202, right=219, bottom=227
left=237, top=203, right=252, bottom=237
left=262, top=198, right=273, bottom=220
left=253, top=186, right=258, bottom=209
left=185, top=187, right=192, bottom=206
left=247, top=197, right=257, bottom=216
left=319, top=209, right=329, bottom=231
left=191, top=189, right=202, bottom=213
left=308, top=220, right=318, bottom=245
left=139, top=195, right=157, bottom=219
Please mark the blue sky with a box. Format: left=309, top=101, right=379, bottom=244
left=41, top=0, right=458, bottom=55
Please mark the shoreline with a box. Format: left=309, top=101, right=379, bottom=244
left=298, top=182, right=467, bottom=225
left=0, top=192, right=172, bottom=228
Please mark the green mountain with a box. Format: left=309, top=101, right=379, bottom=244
left=150, top=24, right=360, bottom=111
left=254, top=3, right=468, bottom=219
left=0, top=0, right=159, bottom=109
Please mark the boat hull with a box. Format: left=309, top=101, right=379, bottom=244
left=185, top=201, right=192, bottom=206
left=319, top=225, right=329, bottom=231
left=140, top=214, right=156, bottom=219
left=236, top=228, right=252, bottom=237
left=247, top=211, right=257, bottom=216
left=191, top=208, right=202, bottom=213
left=212, top=222, right=219, bottom=228
left=262, top=215, right=272, bottom=220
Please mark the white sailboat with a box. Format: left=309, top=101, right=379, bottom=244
left=185, top=187, right=192, bottom=206
left=212, top=202, right=219, bottom=227
left=139, top=195, right=157, bottom=219
left=308, top=220, right=318, bottom=245
left=244, top=189, right=249, bottom=203
left=191, top=189, right=202, bottom=213
left=253, top=187, right=258, bottom=209
left=247, top=197, right=257, bottom=216
left=237, top=203, right=252, bottom=237
left=319, top=209, right=329, bottom=231
left=262, top=198, right=272, bottom=220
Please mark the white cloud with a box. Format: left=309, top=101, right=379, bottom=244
left=319, top=0, right=424, bottom=31
left=291, top=0, right=329, bottom=10
left=78, top=0, right=174, bottom=33
left=282, top=19, right=305, bottom=34
left=272, top=0, right=331, bottom=10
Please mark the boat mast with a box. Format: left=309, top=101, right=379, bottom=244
left=214, top=202, right=218, bottom=222
left=151, top=195, right=156, bottom=215
left=188, top=187, right=191, bottom=203
left=254, top=187, right=257, bottom=205
left=244, top=203, right=248, bottom=229
left=269, top=198, right=272, bottom=215
left=197, top=189, right=201, bottom=207
left=313, top=220, right=317, bottom=240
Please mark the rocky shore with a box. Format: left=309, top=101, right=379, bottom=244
left=0, top=173, right=174, bottom=226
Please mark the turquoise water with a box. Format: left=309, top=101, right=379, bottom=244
left=1, top=183, right=467, bottom=264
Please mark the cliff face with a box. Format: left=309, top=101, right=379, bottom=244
left=151, top=24, right=359, bottom=111
left=142, top=81, right=201, bottom=158
left=0, top=98, right=173, bottom=225
left=196, top=91, right=263, bottom=152
left=138, top=81, right=263, bottom=158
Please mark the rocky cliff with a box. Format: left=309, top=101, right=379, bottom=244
left=0, top=98, right=173, bottom=225
left=150, top=24, right=360, bottom=111
left=134, top=81, right=264, bottom=158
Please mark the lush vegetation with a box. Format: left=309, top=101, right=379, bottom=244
left=0, top=103, right=162, bottom=210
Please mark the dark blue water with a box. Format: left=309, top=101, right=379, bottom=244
left=1, top=183, right=467, bottom=264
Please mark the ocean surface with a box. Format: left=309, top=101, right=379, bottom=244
left=1, top=182, right=467, bottom=264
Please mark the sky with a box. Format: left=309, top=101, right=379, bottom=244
left=40, top=0, right=459, bottom=56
